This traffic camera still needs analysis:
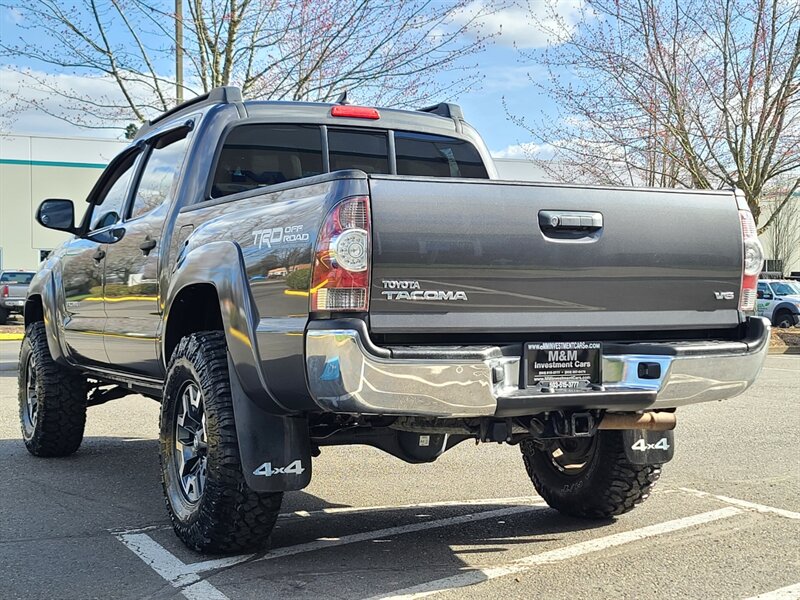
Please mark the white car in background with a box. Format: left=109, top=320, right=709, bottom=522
left=756, top=279, right=800, bottom=328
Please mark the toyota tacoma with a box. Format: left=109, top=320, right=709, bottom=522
left=20, top=87, right=769, bottom=553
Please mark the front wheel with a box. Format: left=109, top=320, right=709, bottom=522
left=520, top=431, right=662, bottom=518
left=160, top=331, right=283, bottom=554
left=773, top=309, right=796, bottom=329
left=18, top=322, right=87, bottom=456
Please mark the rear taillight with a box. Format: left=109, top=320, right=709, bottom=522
left=739, top=210, right=763, bottom=311
left=310, top=196, right=371, bottom=312
left=1, top=285, right=7, bottom=298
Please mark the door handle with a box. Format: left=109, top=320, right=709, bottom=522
left=539, top=211, right=603, bottom=232
left=139, top=237, right=157, bottom=255
left=92, top=248, right=106, bottom=262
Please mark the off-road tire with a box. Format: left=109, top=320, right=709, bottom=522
left=160, top=331, right=283, bottom=554
left=18, top=322, right=87, bottom=456
left=0, top=307, right=9, bottom=325
left=773, top=309, right=795, bottom=329
left=520, top=430, right=662, bottom=519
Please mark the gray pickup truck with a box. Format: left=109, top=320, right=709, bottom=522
left=0, top=270, right=35, bottom=324
left=21, top=87, right=769, bottom=553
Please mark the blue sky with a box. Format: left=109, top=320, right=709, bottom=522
left=458, top=47, right=551, bottom=155
left=0, top=2, right=580, bottom=157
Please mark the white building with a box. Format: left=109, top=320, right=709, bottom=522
left=0, top=133, right=127, bottom=270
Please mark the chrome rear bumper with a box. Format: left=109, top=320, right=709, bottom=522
left=305, top=317, right=770, bottom=418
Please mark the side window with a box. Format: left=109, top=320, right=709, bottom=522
left=129, top=131, right=190, bottom=220
left=328, top=129, right=389, bottom=174
left=395, top=132, right=488, bottom=178
left=212, top=125, right=323, bottom=198
left=89, top=157, right=137, bottom=230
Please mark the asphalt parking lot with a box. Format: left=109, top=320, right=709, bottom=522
left=0, top=343, right=798, bottom=600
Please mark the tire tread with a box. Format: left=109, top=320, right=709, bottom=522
left=18, top=322, right=86, bottom=457
left=160, top=331, right=282, bottom=554
left=520, top=432, right=662, bottom=519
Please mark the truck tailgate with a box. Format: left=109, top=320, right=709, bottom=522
left=368, top=176, right=742, bottom=333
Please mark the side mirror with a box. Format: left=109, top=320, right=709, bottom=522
left=36, top=199, right=77, bottom=234
left=763, top=293, right=773, bottom=300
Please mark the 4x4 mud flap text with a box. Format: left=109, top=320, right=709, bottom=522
left=622, top=429, right=675, bottom=465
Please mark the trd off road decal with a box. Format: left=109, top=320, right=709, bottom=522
left=252, top=224, right=309, bottom=249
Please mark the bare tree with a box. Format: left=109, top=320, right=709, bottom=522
left=511, top=0, right=800, bottom=229
left=763, top=181, right=800, bottom=275
left=1, top=0, right=494, bottom=131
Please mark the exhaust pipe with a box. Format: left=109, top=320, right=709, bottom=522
left=598, top=412, right=676, bottom=431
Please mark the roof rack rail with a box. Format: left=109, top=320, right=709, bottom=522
left=134, top=86, right=243, bottom=140
left=417, top=102, right=464, bottom=120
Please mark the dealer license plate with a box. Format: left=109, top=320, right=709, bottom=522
left=6, top=300, right=23, bottom=307
left=525, top=341, right=602, bottom=389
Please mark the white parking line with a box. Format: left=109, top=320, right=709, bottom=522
left=115, top=502, right=546, bottom=599
left=115, top=533, right=192, bottom=583
left=187, top=504, right=546, bottom=574
left=115, top=532, right=232, bottom=599
left=281, top=495, right=542, bottom=519
left=112, top=496, right=544, bottom=535
left=364, top=507, right=743, bottom=600
left=680, top=488, right=800, bottom=520
left=181, top=580, right=231, bottom=600
left=114, top=488, right=787, bottom=599
left=744, top=582, right=800, bottom=600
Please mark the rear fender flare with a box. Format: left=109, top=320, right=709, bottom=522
left=25, top=268, right=68, bottom=363
left=163, top=241, right=290, bottom=414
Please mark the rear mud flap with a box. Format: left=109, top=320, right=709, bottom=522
left=228, top=356, right=312, bottom=492
left=622, top=429, right=675, bottom=465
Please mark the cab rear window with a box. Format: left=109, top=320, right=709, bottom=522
left=0, top=272, right=34, bottom=284
left=210, top=124, right=488, bottom=199
left=395, top=132, right=488, bottom=178
left=212, top=125, right=323, bottom=198
left=328, top=129, right=389, bottom=174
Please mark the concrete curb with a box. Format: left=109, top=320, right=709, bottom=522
left=768, top=346, right=800, bottom=355
left=0, top=337, right=21, bottom=371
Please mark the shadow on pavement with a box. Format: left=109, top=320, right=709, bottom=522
left=0, top=436, right=355, bottom=538
left=0, top=433, right=620, bottom=599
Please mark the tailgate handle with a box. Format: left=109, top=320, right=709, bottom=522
left=539, top=210, right=603, bottom=232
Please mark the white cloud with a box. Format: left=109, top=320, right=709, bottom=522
left=2, top=6, right=24, bottom=25
left=0, top=65, right=192, bottom=139
left=478, top=63, right=543, bottom=92
left=0, top=67, right=132, bottom=138
left=458, top=0, right=584, bottom=49
left=491, top=141, right=554, bottom=158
